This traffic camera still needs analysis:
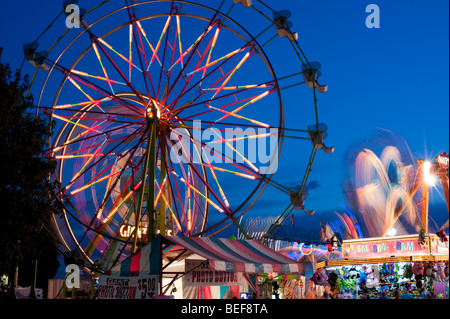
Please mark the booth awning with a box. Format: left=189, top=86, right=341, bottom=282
left=104, top=235, right=302, bottom=276
left=162, top=236, right=302, bottom=274
left=104, top=237, right=161, bottom=277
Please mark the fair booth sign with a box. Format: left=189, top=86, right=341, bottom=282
left=98, top=275, right=159, bottom=299
left=342, top=234, right=448, bottom=259
left=183, top=260, right=242, bottom=287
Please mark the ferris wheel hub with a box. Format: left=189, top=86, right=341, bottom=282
left=146, top=99, right=161, bottom=124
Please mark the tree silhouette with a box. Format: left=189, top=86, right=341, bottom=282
left=0, top=49, right=63, bottom=298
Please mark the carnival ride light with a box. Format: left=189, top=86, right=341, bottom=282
left=423, top=161, right=436, bottom=186
left=387, top=228, right=397, bottom=237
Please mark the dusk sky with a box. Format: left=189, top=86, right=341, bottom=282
left=1, top=0, right=448, bottom=244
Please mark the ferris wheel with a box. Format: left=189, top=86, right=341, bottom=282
left=23, top=0, right=333, bottom=272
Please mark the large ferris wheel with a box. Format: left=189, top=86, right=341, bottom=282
left=23, top=0, right=334, bottom=273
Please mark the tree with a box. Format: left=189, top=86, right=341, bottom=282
left=0, top=49, right=63, bottom=298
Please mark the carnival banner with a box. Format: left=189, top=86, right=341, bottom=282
left=342, top=235, right=431, bottom=259
left=97, top=275, right=159, bottom=299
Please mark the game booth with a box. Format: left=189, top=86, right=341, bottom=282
left=97, top=235, right=306, bottom=299
left=315, top=233, right=449, bottom=299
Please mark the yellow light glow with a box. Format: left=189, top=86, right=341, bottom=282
left=423, top=161, right=436, bottom=186
left=387, top=228, right=397, bottom=236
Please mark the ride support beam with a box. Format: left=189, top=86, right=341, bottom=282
left=422, top=183, right=429, bottom=233
left=158, top=137, right=167, bottom=236
left=147, top=121, right=158, bottom=243
left=439, top=173, right=449, bottom=213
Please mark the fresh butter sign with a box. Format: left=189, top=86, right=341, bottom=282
left=97, top=276, right=158, bottom=299
left=184, top=260, right=241, bottom=287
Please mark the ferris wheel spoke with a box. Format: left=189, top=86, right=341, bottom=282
left=127, top=9, right=156, bottom=100
left=171, top=169, right=224, bottom=215
left=47, top=121, right=142, bottom=157
left=163, top=24, right=223, bottom=111
left=214, top=88, right=275, bottom=124
left=86, top=31, right=147, bottom=106
left=64, top=138, right=108, bottom=193
left=165, top=80, right=274, bottom=120
left=62, top=125, right=146, bottom=195
left=93, top=131, right=149, bottom=224
left=156, top=12, right=175, bottom=103
left=52, top=97, right=112, bottom=110
left=47, top=107, right=143, bottom=122
left=47, top=111, right=104, bottom=136
left=155, top=178, right=183, bottom=235
left=164, top=16, right=221, bottom=106
left=175, top=13, right=184, bottom=69
left=165, top=130, right=228, bottom=214
left=65, top=75, right=110, bottom=116
left=201, top=148, right=231, bottom=209
left=167, top=15, right=219, bottom=73
left=71, top=68, right=126, bottom=88
left=128, top=24, right=133, bottom=83
left=153, top=175, right=167, bottom=211
left=134, top=19, right=163, bottom=68
left=158, top=138, right=186, bottom=235
left=204, top=163, right=259, bottom=181
left=148, top=12, right=173, bottom=73
left=171, top=124, right=263, bottom=180
left=188, top=160, right=231, bottom=215
left=84, top=174, right=141, bottom=255
left=96, top=37, right=143, bottom=73
left=208, top=104, right=270, bottom=128
left=200, top=25, right=221, bottom=84
left=164, top=42, right=257, bottom=114
left=101, top=172, right=139, bottom=225
left=165, top=147, right=189, bottom=233
left=209, top=50, right=255, bottom=102
left=60, top=124, right=144, bottom=160
left=53, top=61, right=145, bottom=115
left=210, top=127, right=259, bottom=174
left=68, top=161, right=121, bottom=198
left=91, top=43, right=119, bottom=95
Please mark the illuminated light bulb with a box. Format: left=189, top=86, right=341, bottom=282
left=423, top=161, right=436, bottom=186
left=387, top=228, right=397, bottom=236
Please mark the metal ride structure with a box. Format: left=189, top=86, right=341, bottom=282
left=22, top=0, right=333, bottom=273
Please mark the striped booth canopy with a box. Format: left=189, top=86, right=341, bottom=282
left=164, top=236, right=303, bottom=274
left=105, top=235, right=303, bottom=276
left=104, top=236, right=161, bottom=277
